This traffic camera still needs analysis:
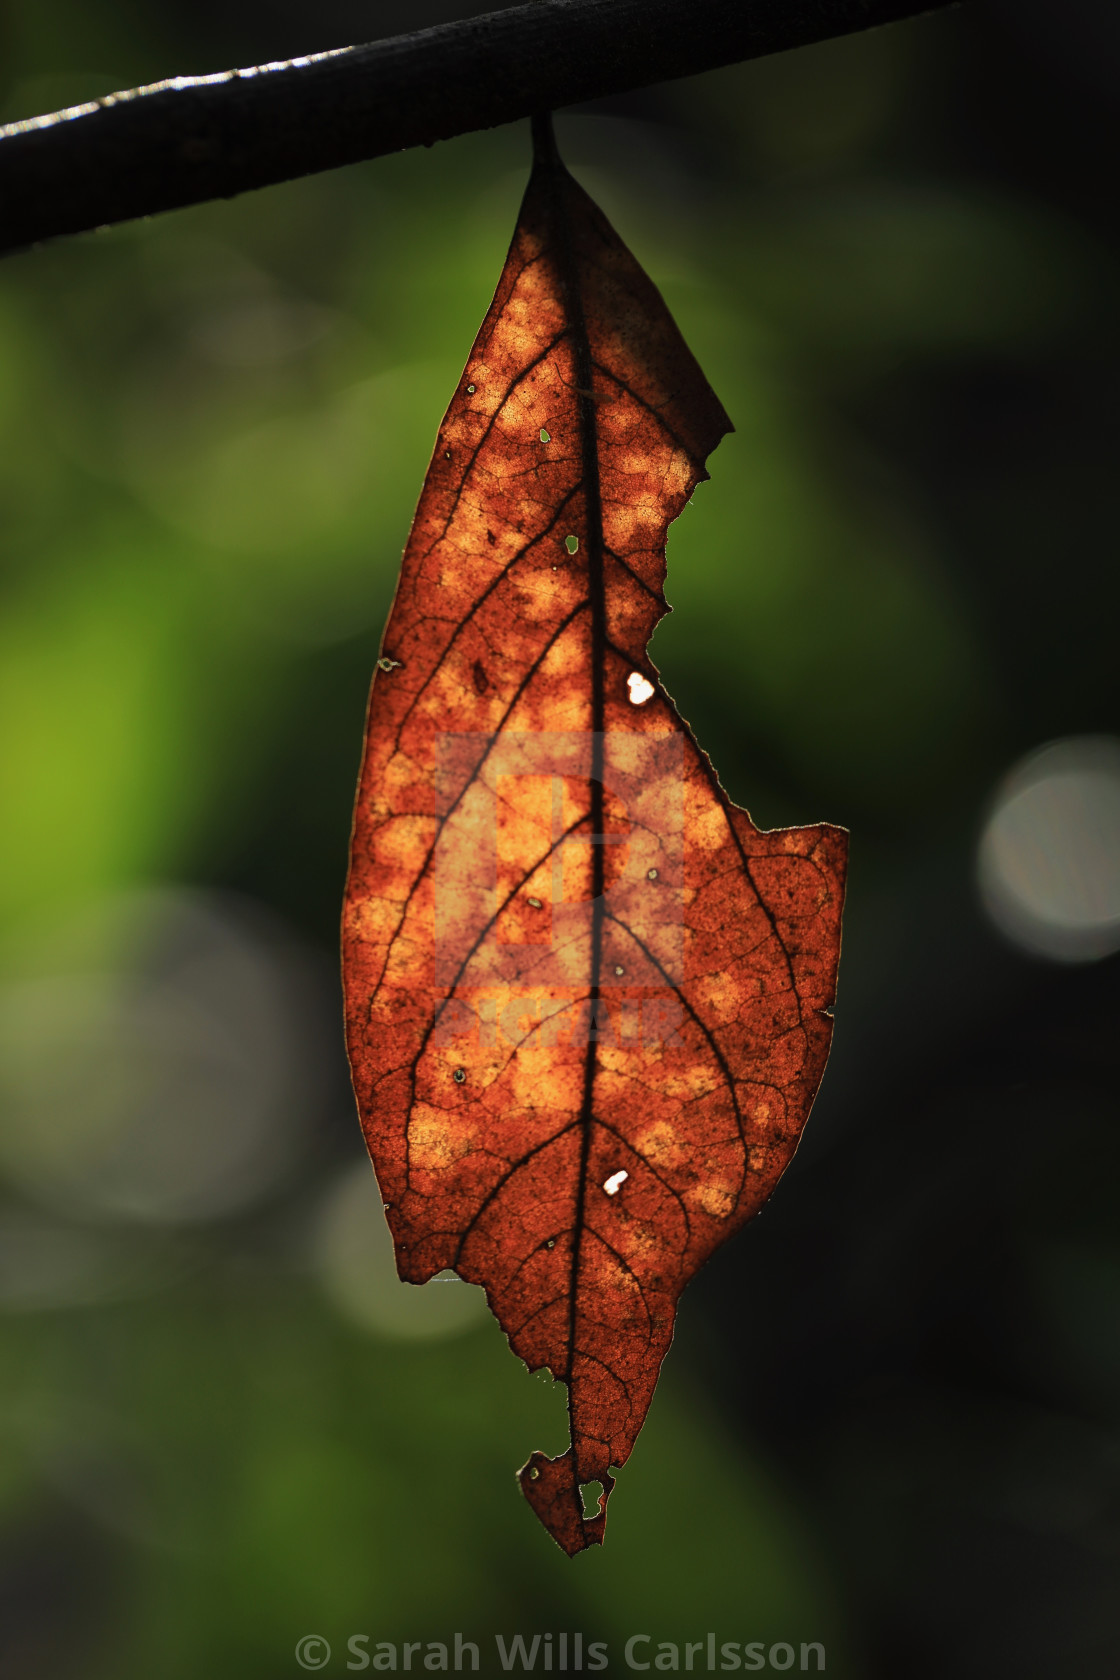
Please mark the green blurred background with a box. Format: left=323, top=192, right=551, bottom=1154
left=0, top=3, right=1118, bottom=1676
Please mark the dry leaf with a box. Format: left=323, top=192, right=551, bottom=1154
left=343, top=117, right=847, bottom=1554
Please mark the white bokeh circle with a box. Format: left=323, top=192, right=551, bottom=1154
left=978, top=736, right=1120, bottom=962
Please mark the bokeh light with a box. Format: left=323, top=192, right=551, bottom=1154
left=978, top=737, right=1120, bottom=962
left=0, top=887, right=329, bottom=1223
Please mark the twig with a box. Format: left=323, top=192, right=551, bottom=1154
left=0, top=0, right=958, bottom=257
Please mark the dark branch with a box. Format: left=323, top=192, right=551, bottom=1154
left=0, top=0, right=958, bottom=257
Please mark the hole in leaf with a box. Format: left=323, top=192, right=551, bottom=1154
left=580, top=1480, right=604, bottom=1519
left=527, top=896, right=543, bottom=909
left=529, top=1466, right=540, bottom=1481
left=647, top=867, right=658, bottom=880
left=603, top=1170, right=628, bottom=1196
left=453, top=1068, right=466, bottom=1084
left=540, top=427, right=550, bottom=442
left=467, top=383, right=476, bottom=393
left=627, top=671, right=655, bottom=705
left=564, top=534, right=579, bottom=555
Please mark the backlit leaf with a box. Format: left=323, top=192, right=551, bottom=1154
left=343, top=118, right=847, bottom=1555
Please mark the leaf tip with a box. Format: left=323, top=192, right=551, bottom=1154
left=517, top=1449, right=615, bottom=1557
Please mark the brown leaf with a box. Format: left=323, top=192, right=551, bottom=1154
left=343, top=116, right=847, bottom=1554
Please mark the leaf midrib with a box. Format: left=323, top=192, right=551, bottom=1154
left=531, top=116, right=607, bottom=1415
